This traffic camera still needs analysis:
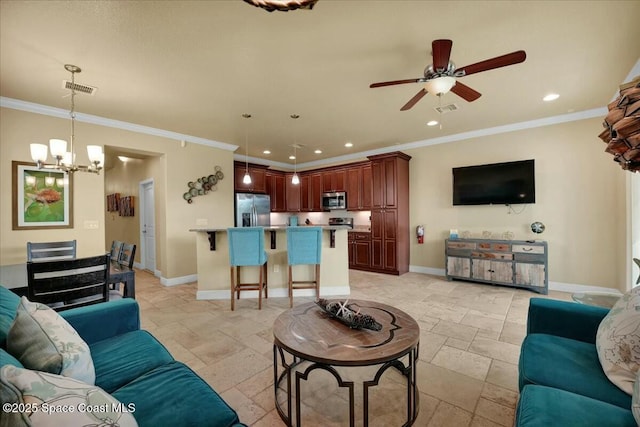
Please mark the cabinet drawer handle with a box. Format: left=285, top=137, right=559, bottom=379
left=522, top=248, right=533, bottom=252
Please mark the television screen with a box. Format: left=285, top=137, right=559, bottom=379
left=452, top=159, right=535, bottom=205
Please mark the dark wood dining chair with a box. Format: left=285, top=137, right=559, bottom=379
left=27, top=254, right=111, bottom=311
left=110, top=240, right=123, bottom=261
left=110, top=243, right=136, bottom=297
left=27, top=240, right=77, bottom=262
left=118, top=243, right=136, bottom=268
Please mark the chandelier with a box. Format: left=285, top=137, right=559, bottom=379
left=29, top=64, right=104, bottom=174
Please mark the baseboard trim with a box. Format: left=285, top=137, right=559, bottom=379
left=547, top=281, right=622, bottom=295
left=408, top=265, right=622, bottom=295
left=160, top=274, right=197, bottom=287
left=197, top=286, right=351, bottom=300
left=409, top=265, right=446, bottom=276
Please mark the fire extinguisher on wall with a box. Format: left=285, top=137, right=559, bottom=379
left=416, top=225, right=424, bottom=244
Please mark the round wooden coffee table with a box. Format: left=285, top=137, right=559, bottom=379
left=273, top=300, right=420, bottom=426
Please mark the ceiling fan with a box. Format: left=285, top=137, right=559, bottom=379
left=370, top=39, right=526, bottom=111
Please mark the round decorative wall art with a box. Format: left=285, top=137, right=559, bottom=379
left=531, top=221, right=545, bottom=234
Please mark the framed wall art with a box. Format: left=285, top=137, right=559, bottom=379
left=12, top=161, right=73, bottom=230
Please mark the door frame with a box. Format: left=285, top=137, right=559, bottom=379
left=139, top=178, right=156, bottom=274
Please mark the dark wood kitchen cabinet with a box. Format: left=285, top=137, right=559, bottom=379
left=348, top=231, right=372, bottom=270
left=310, top=172, right=323, bottom=211
left=265, top=171, right=286, bottom=212
left=234, top=162, right=267, bottom=193
left=300, top=174, right=311, bottom=212
left=368, top=152, right=411, bottom=275
left=346, top=163, right=372, bottom=211
left=285, top=173, right=301, bottom=212
left=322, top=168, right=346, bottom=193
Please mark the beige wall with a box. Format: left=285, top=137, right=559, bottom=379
left=1, top=107, right=235, bottom=281
left=105, top=157, right=149, bottom=263
left=2, top=107, right=629, bottom=291
left=405, top=117, right=628, bottom=291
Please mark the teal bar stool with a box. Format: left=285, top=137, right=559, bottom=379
left=227, top=227, right=268, bottom=310
left=286, top=227, right=322, bottom=308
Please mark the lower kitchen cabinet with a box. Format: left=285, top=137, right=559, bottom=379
left=348, top=231, right=371, bottom=270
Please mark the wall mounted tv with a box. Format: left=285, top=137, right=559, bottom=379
left=452, top=159, right=535, bottom=206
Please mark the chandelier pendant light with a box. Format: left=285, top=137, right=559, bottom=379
left=290, top=114, right=300, bottom=185
left=242, top=113, right=252, bottom=185
left=30, top=64, right=104, bottom=174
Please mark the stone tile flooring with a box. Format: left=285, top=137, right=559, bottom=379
left=135, top=268, right=572, bottom=426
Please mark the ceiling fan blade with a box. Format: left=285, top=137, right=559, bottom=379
left=432, top=39, right=453, bottom=71
left=450, top=81, right=482, bottom=102
left=457, top=50, right=526, bottom=76
left=370, top=78, right=421, bottom=88
left=400, top=89, right=427, bottom=111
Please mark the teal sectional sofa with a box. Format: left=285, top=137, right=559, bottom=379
left=0, top=286, right=246, bottom=427
left=516, top=298, right=636, bottom=426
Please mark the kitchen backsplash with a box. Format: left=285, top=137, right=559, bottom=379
left=271, top=211, right=371, bottom=228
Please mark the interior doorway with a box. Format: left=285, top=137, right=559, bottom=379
left=140, top=179, right=156, bottom=273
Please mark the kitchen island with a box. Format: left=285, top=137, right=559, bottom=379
left=190, top=226, right=350, bottom=301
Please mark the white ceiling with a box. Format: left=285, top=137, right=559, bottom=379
left=1, top=1, right=639, bottom=167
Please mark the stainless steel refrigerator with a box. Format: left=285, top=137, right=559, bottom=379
left=235, top=193, right=271, bottom=227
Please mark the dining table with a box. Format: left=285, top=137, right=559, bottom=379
left=0, top=260, right=135, bottom=299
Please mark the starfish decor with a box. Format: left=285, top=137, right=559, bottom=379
left=316, top=299, right=382, bottom=331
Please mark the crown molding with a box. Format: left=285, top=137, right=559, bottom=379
left=1, top=96, right=606, bottom=171
left=0, top=97, right=238, bottom=152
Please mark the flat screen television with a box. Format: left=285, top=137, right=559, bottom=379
left=452, top=159, right=535, bottom=205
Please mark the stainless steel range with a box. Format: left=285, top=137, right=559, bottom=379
left=328, top=217, right=354, bottom=228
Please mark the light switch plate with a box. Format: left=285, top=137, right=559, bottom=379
left=84, top=220, right=99, bottom=229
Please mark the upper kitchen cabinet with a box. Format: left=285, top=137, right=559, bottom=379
left=346, top=163, right=372, bottom=211
left=301, top=172, right=323, bottom=212
left=322, top=168, right=346, bottom=193
left=369, top=153, right=411, bottom=209
left=234, top=162, right=268, bottom=193
left=266, top=171, right=286, bottom=212
left=285, top=173, right=301, bottom=212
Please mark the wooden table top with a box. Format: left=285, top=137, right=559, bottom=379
left=273, top=300, right=420, bottom=366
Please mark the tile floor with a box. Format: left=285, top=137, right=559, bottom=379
left=134, top=268, right=572, bottom=426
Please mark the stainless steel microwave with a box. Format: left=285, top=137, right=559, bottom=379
left=322, top=191, right=346, bottom=210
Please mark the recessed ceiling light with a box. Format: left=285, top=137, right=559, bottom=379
left=427, top=120, right=439, bottom=126
left=263, top=150, right=271, bottom=154
left=345, top=142, right=353, bottom=148
left=289, top=155, right=296, bottom=160
left=543, top=93, right=560, bottom=102
left=314, top=149, right=322, bottom=154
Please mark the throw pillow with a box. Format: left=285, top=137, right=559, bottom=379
left=7, top=297, right=95, bottom=384
left=596, top=286, right=640, bottom=395
left=0, top=365, right=137, bottom=427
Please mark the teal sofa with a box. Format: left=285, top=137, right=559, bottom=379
left=0, top=286, right=246, bottom=427
left=516, top=298, right=636, bottom=426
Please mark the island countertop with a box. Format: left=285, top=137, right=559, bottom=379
left=189, top=225, right=351, bottom=232
left=190, top=226, right=350, bottom=302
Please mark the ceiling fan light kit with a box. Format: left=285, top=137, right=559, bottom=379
left=423, top=76, right=456, bottom=96
left=370, top=39, right=526, bottom=110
